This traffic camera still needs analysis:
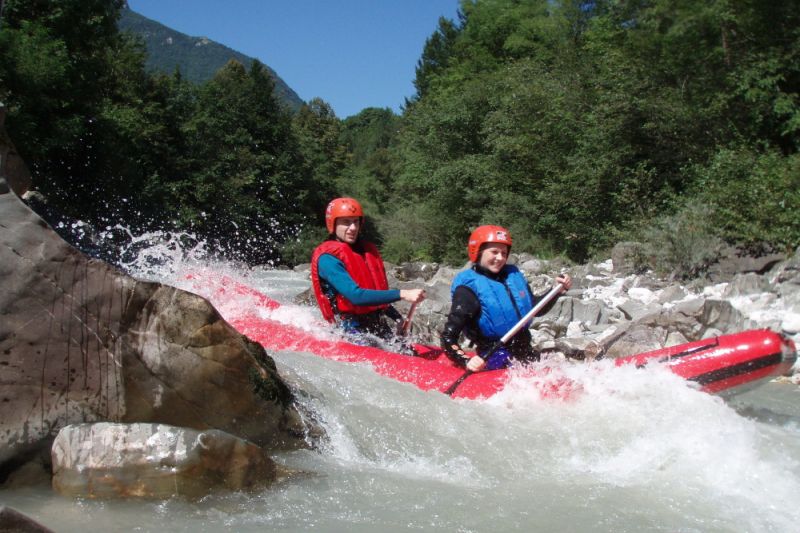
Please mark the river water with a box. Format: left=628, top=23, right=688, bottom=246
left=2, top=248, right=800, bottom=532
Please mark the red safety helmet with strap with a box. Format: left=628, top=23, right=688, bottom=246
left=467, top=225, right=512, bottom=262
left=325, top=197, right=364, bottom=233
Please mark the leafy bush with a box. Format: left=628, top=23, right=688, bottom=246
left=690, top=148, right=800, bottom=251
left=642, top=200, right=725, bottom=279
left=278, top=225, right=328, bottom=266
left=376, top=204, right=440, bottom=263
left=380, top=236, right=419, bottom=264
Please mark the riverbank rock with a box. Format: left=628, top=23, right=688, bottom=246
left=611, top=241, right=646, bottom=274
left=392, top=261, right=440, bottom=282
left=0, top=176, right=309, bottom=482
left=707, top=244, right=787, bottom=282
left=52, top=423, right=280, bottom=499
left=0, top=505, right=53, bottom=533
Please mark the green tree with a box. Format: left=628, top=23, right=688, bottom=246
left=336, top=107, right=400, bottom=212
left=413, top=16, right=461, bottom=100
left=0, top=0, right=132, bottom=217
left=386, top=0, right=800, bottom=264
left=178, top=59, right=314, bottom=262
left=0, top=0, right=191, bottom=229
left=292, top=97, right=344, bottom=205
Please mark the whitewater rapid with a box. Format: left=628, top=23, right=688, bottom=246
left=3, top=251, right=800, bottom=532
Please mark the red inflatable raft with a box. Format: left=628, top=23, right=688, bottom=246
left=186, top=273, right=797, bottom=400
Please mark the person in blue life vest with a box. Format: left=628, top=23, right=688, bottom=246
left=310, top=197, right=426, bottom=343
left=440, top=225, right=572, bottom=371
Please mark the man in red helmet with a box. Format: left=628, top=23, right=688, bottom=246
left=310, top=197, right=426, bottom=343
left=441, top=225, right=571, bottom=371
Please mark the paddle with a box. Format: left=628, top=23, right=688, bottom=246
left=397, top=301, right=419, bottom=337
left=444, top=282, right=565, bottom=396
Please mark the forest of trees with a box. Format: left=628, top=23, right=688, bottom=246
left=1, top=0, right=798, bottom=277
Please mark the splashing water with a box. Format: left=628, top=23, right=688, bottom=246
left=106, top=226, right=212, bottom=278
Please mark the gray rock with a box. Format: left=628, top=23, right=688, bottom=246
left=553, top=337, right=598, bottom=359
left=604, top=325, right=668, bottom=359
left=393, top=261, right=439, bottom=281
left=671, top=298, right=706, bottom=316
left=631, top=275, right=669, bottom=292
left=611, top=241, right=646, bottom=274
left=657, top=285, right=688, bottom=304
left=708, top=245, right=785, bottom=282
left=527, top=274, right=560, bottom=295
left=293, top=286, right=315, bottom=306
left=722, top=273, right=769, bottom=297
left=420, top=278, right=452, bottom=314
left=778, top=282, right=800, bottom=303
left=769, top=249, right=800, bottom=285
left=571, top=300, right=607, bottom=326
left=586, top=276, right=615, bottom=289
left=515, top=252, right=537, bottom=264
left=0, top=505, right=53, bottom=532
left=701, top=299, right=746, bottom=333
left=639, top=309, right=703, bottom=341
left=431, top=264, right=465, bottom=284
left=617, top=300, right=662, bottom=321
left=519, top=258, right=548, bottom=275
left=702, top=327, right=724, bottom=339
left=51, top=423, right=281, bottom=499
left=536, top=298, right=573, bottom=327
left=781, top=313, right=800, bottom=335
left=0, top=181, right=308, bottom=477
left=665, top=331, right=690, bottom=347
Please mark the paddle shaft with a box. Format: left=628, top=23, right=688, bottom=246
left=500, top=283, right=563, bottom=343
left=444, top=283, right=565, bottom=396
left=399, top=301, right=419, bottom=337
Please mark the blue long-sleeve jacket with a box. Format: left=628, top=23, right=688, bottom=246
left=317, top=254, right=401, bottom=308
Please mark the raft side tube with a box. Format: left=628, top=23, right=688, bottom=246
left=616, top=329, right=797, bottom=395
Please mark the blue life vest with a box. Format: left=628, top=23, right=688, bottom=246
left=451, top=265, right=534, bottom=341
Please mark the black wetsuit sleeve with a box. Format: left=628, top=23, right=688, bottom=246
left=440, top=285, right=481, bottom=367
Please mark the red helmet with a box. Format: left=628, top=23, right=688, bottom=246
left=325, top=197, right=364, bottom=233
left=467, top=225, right=512, bottom=262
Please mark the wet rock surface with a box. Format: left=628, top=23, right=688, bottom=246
left=51, top=423, right=282, bottom=499
left=1, top=182, right=310, bottom=491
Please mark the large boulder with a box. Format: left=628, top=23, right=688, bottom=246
left=707, top=244, right=786, bottom=282
left=771, top=247, right=800, bottom=287
left=0, top=505, right=53, bottom=532
left=0, top=178, right=308, bottom=479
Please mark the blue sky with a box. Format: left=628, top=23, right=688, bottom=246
left=126, top=0, right=462, bottom=119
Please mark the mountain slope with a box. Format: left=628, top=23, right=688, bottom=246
left=118, top=8, right=304, bottom=111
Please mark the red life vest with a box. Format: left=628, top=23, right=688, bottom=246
left=310, top=240, right=390, bottom=323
